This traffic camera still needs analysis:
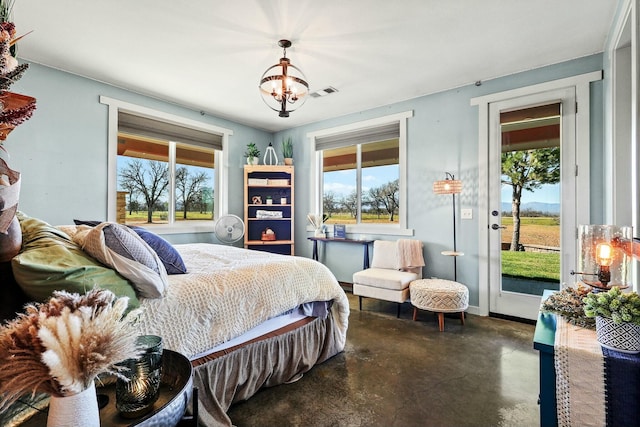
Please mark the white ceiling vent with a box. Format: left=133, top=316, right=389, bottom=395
left=310, top=86, right=338, bottom=98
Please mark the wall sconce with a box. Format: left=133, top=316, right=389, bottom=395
left=116, top=335, right=163, bottom=418
left=571, top=225, right=633, bottom=290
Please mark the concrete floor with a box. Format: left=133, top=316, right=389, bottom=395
left=227, top=292, right=540, bottom=427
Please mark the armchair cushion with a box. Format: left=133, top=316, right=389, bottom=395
left=370, top=240, right=401, bottom=269
left=353, top=268, right=419, bottom=291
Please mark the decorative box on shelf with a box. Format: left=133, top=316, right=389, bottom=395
left=256, top=210, right=283, bottom=219
left=261, top=228, right=277, bottom=241
left=267, top=178, right=290, bottom=186
left=248, top=178, right=268, bottom=186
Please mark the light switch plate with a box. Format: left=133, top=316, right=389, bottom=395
left=461, top=208, right=473, bottom=219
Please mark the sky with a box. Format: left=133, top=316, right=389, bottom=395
left=324, top=164, right=560, bottom=205
left=323, top=165, right=398, bottom=196
left=501, top=183, right=560, bottom=204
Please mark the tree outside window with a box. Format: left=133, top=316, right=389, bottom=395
left=117, top=135, right=215, bottom=225
left=322, top=139, right=399, bottom=225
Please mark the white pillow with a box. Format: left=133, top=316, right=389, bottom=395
left=73, top=222, right=168, bottom=298
left=370, top=240, right=400, bottom=270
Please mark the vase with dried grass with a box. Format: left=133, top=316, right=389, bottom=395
left=0, top=8, right=37, bottom=263
left=0, top=288, right=143, bottom=427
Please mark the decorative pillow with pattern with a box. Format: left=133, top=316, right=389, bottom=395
left=74, top=222, right=168, bottom=298
left=73, top=219, right=187, bottom=275
left=129, top=226, right=187, bottom=275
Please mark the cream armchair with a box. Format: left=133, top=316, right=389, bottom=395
left=352, top=239, right=424, bottom=318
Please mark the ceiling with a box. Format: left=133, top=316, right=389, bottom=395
left=11, top=1, right=617, bottom=133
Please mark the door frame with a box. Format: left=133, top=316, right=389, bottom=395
left=471, top=71, right=601, bottom=316
left=488, top=89, right=573, bottom=320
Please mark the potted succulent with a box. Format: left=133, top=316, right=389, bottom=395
left=281, top=137, right=293, bottom=165
left=583, top=286, right=640, bottom=353
left=244, top=142, right=260, bottom=165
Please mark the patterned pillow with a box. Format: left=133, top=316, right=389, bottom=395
left=129, top=226, right=187, bottom=274
left=74, top=220, right=187, bottom=275
left=74, top=222, right=168, bottom=299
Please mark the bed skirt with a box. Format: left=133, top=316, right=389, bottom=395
left=192, top=313, right=341, bottom=426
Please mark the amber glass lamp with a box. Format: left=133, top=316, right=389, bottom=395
left=572, top=225, right=633, bottom=290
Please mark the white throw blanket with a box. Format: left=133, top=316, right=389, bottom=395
left=136, top=243, right=350, bottom=359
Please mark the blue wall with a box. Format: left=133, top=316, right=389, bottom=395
left=276, top=54, right=604, bottom=305
left=3, top=62, right=273, bottom=231
left=5, top=54, right=604, bottom=308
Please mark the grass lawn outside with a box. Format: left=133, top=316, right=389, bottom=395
left=323, top=212, right=398, bottom=224
left=501, top=250, right=560, bottom=282
left=125, top=211, right=213, bottom=224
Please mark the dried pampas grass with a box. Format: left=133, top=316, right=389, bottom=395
left=0, top=288, right=143, bottom=412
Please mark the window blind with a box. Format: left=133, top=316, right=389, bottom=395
left=314, top=122, right=399, bottom=151
left=118, top=111, right=223, bottom=150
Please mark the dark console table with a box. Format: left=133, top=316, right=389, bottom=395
left=533, top=290, right=557, bottom=427
left=534, top=289, right=640, bottom=427
left=308, top=237, right=374, bottom=269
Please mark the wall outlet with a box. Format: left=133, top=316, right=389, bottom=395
left=461, top=208, right=473, bottom=219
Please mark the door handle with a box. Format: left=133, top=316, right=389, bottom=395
left=491, top=224, right=506, bottom=230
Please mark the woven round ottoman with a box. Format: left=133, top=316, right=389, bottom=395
left=409, top=279, right=469, bottom=331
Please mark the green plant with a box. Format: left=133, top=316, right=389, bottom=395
left=244, top=142, right=260, bottom=159
left=583, top=286, right=640, bottom=325
left=0, top=0, right=14, bottom=22
left=281, top=137, right=293, bottom=158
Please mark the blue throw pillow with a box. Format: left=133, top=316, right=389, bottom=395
left=129, top=226, right=187, bottom=275
left=73, top=219, right=102, bottom=227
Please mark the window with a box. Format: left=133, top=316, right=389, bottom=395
left=102, top=97, right=233, bottom=231
left=322, top=139, right=399, bottom=224
left=308, top=111, right=412, bottom=234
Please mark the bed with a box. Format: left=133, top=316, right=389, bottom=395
left=3, top=213, right=350, bottom=426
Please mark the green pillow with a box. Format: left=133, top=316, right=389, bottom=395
left=11, top=213, right=140, bottom=309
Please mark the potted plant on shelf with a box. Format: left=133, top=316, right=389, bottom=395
left=583, top=286, right=640, bottom=353
left=281, top=137, right=293, bottom=165
left=244, top=142, right=260, bottom=165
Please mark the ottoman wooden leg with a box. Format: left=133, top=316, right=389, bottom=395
left=412, top=307, right=418, bottom=321
left=460, top=311, right=465, bottom=326
left=437, top=312, right=444, bottom=332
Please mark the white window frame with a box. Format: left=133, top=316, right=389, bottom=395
left=307, top=111, right=414, bottom=236
left=101, top=96, right=233, bottom=234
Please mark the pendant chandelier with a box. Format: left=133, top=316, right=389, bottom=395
left=259, top=39, right=309, bottom=118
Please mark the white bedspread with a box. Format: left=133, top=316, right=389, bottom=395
left=136, top=243, right=349, bottom=359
